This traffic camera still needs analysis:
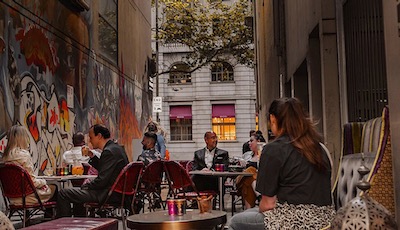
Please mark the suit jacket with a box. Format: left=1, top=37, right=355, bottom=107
left=85, top=140, right=129, bottom=190
left=193, top=147, right=229, bottom=171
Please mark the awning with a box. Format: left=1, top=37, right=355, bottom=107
left=212, top=104, right=235, bottom=118
left=170, top=105, right=192, bottom=119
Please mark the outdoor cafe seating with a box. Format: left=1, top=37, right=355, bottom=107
left=84, top=161, right=144, bottom=230
left=0, top=163, right=57, bottom=228
left=136, top=160, right=165, bottom=212
left=164, top=160, right=217, bottom=208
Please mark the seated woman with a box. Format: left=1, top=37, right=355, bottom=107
left=229, top=97, right=335, bottom=230
left=1, top=125, right=57, bottom=206
left=236, top=133, right=265, bottom=209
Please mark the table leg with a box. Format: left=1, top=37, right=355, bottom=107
left=218, top=177, right=223, bottom=211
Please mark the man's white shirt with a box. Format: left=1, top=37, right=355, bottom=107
left=205, top=148, right=216, bottom=169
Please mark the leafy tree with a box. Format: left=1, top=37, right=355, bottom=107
left=154, top=0, right=254, bottom=74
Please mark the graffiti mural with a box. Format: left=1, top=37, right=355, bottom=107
left=0, top=0, right=148, bottom=172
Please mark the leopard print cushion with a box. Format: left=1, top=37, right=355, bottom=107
left=263, top=202, right=336, bottom=229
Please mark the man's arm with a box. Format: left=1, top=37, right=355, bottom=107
left=192, top=150, right=204, bottom=171
left=84, top=150, right=121, bottom=190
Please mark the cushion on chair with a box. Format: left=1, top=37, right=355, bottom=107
left=360, top=117, right=382, bottom=153
left=342, top=122, right=364, bottom=156
left=21, top=217, right=118, bottom=230
left=336, top=153, right=375, bottom=208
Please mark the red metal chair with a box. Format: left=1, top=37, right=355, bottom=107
left=0, top=163, right=57, bottom=227
left=185, top=160, right=195, bottom=173
left=137, top=160, right=165, bottom=212
left=84, top=161, right=144, bottom=230
left=163, top=161, right=216, bottom=208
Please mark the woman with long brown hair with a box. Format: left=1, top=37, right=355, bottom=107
left=229, top=97, right=335, bottom=229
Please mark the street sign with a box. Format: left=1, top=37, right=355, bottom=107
left=153, top=97, right=162, bottom=113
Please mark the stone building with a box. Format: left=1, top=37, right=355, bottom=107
left=152, top=0, right=257, bottom=160
left=254, top=0, right=400, bottom=224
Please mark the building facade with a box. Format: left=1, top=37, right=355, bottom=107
left=254, top=0, right=400, bottom=223
left=152, top=1, right=257, bottom=160
left=0, top=0, right=152, bottom=172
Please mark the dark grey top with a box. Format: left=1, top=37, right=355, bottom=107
left=256, top=135, right=332, bottom=206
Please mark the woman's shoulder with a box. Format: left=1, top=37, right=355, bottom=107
left=242, top=151, right=253, bottom=161
left=265, top=136, right=291, bottom=149
left=10, top=148, right=30, bottom=157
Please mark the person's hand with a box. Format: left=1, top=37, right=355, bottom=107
left=81, top=184, right=89, bottom=190
left=201, top=167, right=211, bottom=171
left=82, top=146, right=94, bottom=158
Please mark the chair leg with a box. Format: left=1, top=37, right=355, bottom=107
left=121, top=208, right=127, bottom=230
left=231, top=192, right=235, bottom=216
left=22, top=209, right=28, bottom=228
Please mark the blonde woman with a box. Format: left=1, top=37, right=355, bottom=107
left=2, top=125, right=57, bottom=206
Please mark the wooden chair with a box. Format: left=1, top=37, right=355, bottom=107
left=84, top=161, right=144, bottom=230
left=137, top=160, right=165, bottom=212
left=0, top=163, right=57, bottom=227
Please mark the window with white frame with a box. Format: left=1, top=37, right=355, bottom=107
left=170, top=105, right=192, bottom=141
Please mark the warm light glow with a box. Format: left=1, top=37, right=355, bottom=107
left=212, top=117, right=236, bottom=140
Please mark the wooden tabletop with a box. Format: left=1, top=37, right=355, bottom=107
left=127, top=209, right=227, bottom=230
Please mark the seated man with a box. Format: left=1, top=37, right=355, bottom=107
left=192, top=131, right=229, bottom=192
left=137, top=132, right=162, bottom=167
left=62, top=132, right=90, bottom=166
left=57, top=124, right=129, bottom=217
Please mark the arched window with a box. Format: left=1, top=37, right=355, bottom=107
left=211, top=62, right=234, bottom=82
left=168, top=63, right=191, bottom=84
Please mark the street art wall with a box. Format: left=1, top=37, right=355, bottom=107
left=0, top=0, right=150, bottom=174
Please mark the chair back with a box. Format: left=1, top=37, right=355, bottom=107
left=110, top=162, right=144, bottom=196
left=164, top=161, right=196, bottom=193
left=0, top=163, right=38, bottom=200
left=185, top=160, right=195, bottom=173
left=141, top=160, right=164, bottom=185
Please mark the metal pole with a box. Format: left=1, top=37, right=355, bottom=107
left=155, top=0, right=160, bottom=123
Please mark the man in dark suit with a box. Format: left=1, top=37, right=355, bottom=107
left=192, top=131, right=229, bottom=192
left=57, top=124, right=129, bottom=217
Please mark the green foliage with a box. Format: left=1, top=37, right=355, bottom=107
left=156, top=0, right=254, bottom=72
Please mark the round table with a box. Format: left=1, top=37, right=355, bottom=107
left=126, top=209, right=227, bottom=230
